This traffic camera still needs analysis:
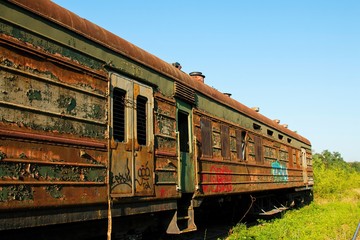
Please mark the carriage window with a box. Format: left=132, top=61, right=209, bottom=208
left=200, top=118, right=212, bottom=157
left=113, top=88, right=126, bottom=142
left=137, top=95, right=147, bottom=145
left=236, top=130, right=247, bottom=161
left=178, top=111, right=189, bottom=152
left=253, top=123, right=261, bottom=130
left=254, top=135, right=263, bottom=163
left=221, top=125, right=230, bottom=159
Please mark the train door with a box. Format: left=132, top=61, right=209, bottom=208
left=110, top=73, right=154, bottom=197
left=301, top=148, right=308, bottom=184
left=176, top=100, right=195, bottom=193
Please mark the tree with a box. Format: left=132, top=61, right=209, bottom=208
left=349, top=162, right=360, bottom=172
left=313, top=150, right=348, bottom=170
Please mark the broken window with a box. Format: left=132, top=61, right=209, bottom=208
left=236, top=130, right=247, bottom=161
left=221, top=125, right=230, bottom=159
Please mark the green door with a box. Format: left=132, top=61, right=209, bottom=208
left=176, top=101, right=195, bottom=193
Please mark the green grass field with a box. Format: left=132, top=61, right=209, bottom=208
left=226, top=151, right=360, bottom=240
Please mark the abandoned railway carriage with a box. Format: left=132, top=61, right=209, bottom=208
left=0, top=0, right=313, bottom=237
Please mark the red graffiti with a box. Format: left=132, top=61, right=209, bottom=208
left=202, top=165, right=233, bottom=193
left=159, top=187, right=167, bottom=198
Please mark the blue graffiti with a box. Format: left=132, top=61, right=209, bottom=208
left=271, top=161, right=288, bottom=182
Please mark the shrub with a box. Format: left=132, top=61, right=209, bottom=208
left=227, top=150, right=360, bottom=240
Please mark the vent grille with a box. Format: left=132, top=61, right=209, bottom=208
left=174, top=82, right=195, bottom=105
left=113, top=88, right=126, bottom=142
left=137, top=95, right=147, bottom=145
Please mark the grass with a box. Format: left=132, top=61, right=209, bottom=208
left=226, top=191, right=360, bottom=240
left=226, top=155, right=360, bottom=240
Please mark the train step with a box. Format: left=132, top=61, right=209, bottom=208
left=166, top=195, right=197, bottom=234
left=258, top=205, right=288, bottom=216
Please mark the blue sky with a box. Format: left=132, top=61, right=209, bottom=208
left=52, top=0, right=360, bottom=162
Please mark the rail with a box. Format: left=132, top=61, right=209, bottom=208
left=352, top=222, right=360, bottom=240
left=194, top=136, right=200, bottom=191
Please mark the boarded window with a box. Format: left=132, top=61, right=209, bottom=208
left=254, top=135, right=263, bottom=163
left=137, top=95, right=147, bottom=145
left=113, top=88, right=126, bottom=142
left=236, top=130, right=247, bottom=161
left=293, top=149, right=297, bottom=166
left=288, top=147, right=293, bottom=165
left=200, top=118, right=212, bottom=157
left=221, top=125, right=230, bottom=159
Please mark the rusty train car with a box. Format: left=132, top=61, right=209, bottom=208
left=0, top=0, right=313, bottom=238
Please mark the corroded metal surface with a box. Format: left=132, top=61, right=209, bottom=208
left=0, top=136, right=107, bottom=208
left=0, top=0, right=313, bottom=234
left=109, top=74, right=155, bottom=197
left=0, top=4, right=109, bottom=212
left=193, top=110, right=313, bottom=197
left=153, top=94, right=179, bottom=198
left=7, top=0, right=310, bottom=146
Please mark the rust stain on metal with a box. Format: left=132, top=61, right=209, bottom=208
left=9, top=0, right=309, bottom=144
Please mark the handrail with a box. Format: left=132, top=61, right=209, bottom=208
left=176, top=131, right=181, bottom=191
left=194, top=136, right=200, bottom=191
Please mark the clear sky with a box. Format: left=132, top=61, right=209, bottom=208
left=52, top=0, right=360, bottom=162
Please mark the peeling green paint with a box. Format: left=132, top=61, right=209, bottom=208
left=0, top=188, right=8, bottom=202
left=0, top=20, right=103, bottom=70
left=156, top=115, right=175, bottom=136
left=156, top=171, right=176, bottom=183
left=1, top=15, right=173, bottom=96
left=0, top=162, right=22, bottom=179
left=0, top=185, right=33, bottom=202
left=155, top=137, right=176, bottom=150
left=45, top=185, right=63, bottom=199
left=26, top=89, right=42, bottom=102
left=1, top=58, right=15, bottom=68
left=0, top=151, right=6, bottom=161
left=0, top=162, right=106, bottom=183
left=83, top=124, right=105, bottom=138
left=57, top=95, right=76, bottom=114
left=2, top=106, right=106, bottom=138
left=53, top=119, right=76, bottom=133
left=85, top=168, right=106, bottom=182
left=87, top=104, right=104, bottom=120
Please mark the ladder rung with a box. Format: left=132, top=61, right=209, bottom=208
left=177, top=216, right=190, bottom=221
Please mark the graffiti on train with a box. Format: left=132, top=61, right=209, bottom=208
left=111, top=159, right=152, bottom=190
left=202, top=165, right=233, bottom=193
left=271, top=160, right=288, bottom=182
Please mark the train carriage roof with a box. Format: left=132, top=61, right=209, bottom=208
left=7, top=0, right=311, bottom=146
